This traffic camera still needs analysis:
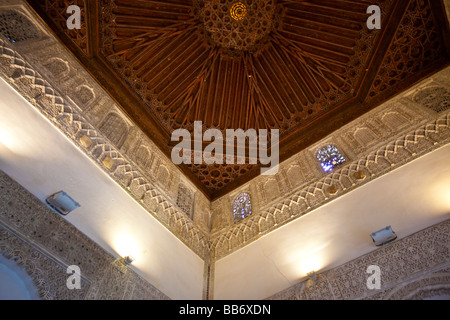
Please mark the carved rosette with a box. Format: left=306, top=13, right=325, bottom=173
left=196, top=0, right=278, bottom=52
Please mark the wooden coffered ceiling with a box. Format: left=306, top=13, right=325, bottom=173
left=25, top=0, right=450, bottom=200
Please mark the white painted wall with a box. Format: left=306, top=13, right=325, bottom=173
left=214, top=143, right=450, bottom=300
left=0, top=78, right=204, bottom=300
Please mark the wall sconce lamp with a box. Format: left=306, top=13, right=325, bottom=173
left=46, top=191, right=80, bottom=215
left=370, top=226, right=397, bottom=246
left=307, top=271, right=317, bottom=281
left=120, top=256, right=135, bottom=266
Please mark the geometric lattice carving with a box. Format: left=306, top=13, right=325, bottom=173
left=414, top=87, right=450, bottom=113
left=368, top=0, right=445, bottom=100
left=0, top=170, right=170, bottom=300
left=176, top=184, right=194, bottom=218
left=267, top=219, right=450, bottom=300
left=75, top=85, right=95, bottom=106
left=98, top=113, right=128, bottom=148
left=197, top=0, right=278, bottom=51
left=0, top=11, right=38, bottom=43
left=33, top=0, right=88, bottom=54
left=187, top=162, right=255, bottom=193
left=135, top=146, right=152, bottom=169
left=233, top=193, right=252, bottom=222
left=43, top=57, right=70, bottom=78
left=316, top=145, right=346, bottom=173
left=382, top=112, right=408, bottom=130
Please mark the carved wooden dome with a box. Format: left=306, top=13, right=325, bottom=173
left=197, top=0, right=278, bottom=52
left=26, top=0, right=450, bottom=199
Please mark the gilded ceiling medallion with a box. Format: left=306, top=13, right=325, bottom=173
left=230, top=2, right=247, bottom=21
left=198, top=0, right=278, bottom=51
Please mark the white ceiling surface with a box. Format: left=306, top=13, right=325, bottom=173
left=214, top=142, right=450, bottom=300
left=0, top=78, right=204, bottom=300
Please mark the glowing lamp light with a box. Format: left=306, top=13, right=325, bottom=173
left=120, top=255, right=135, bottom=266
left=0, top=129, right=14, bottom=148
left=0, top=128, right=29, bottom=155
left=299, top=257, right=323, bottom=279
left=307, top=271, right=317, bottom=281
left=114, top=234, right=140, bottom=263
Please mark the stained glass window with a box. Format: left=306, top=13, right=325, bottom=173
left=316, top=145, right=346, bottom=172
left=233, top=193, right=252, bottom=222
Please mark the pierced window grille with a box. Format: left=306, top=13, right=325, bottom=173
left=414, top=87, right=450, bottom=113
left=0, top=11, right=38, bottom=43
left=317, top=145, right=346, bottom=172
left=233, top=193, right=252, bottom=222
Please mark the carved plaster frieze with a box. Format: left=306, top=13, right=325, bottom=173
left=267, top=219, right=450, bottom=300
left=0, top=170, right=170, bottom=300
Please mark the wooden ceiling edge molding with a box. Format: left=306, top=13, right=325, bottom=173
left=359, top=0, right=450, bottom=102
left=86, top=0, right=98, bottom=57
left=23, top=1, right=90, bottom=58
left=355, top=0, right=411, bottom=100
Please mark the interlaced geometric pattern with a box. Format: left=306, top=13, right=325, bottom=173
left=368, top=0, right=444, bottom=100
left=198, top=0, right=277, bottom=51
left=230, top=2, right=247, bottom=21
left=34, top=0, right=88, bottom=54
left=233, top=193, right=252, bottom=222
left=176, top=185, right=194, bottom=218
left=0, top=11, right=38, bottom=43
left=316, top=145, right=346, bottom=173
left=414, top=87, right=450, bottom=114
